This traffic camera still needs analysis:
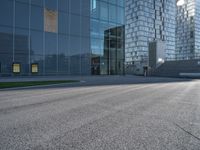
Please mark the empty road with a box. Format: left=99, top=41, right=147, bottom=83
left=0, top=76, right=200, bottom=150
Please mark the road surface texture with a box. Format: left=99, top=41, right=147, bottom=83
left=0, top=76, right=200, bottom=150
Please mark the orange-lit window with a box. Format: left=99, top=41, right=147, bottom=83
left=31, top=64, right=38, bottom=73
left=13, top=63, right=20, bottom=73
left=44, top=8, right=57, bottom=33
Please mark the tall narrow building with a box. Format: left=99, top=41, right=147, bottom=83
left=125, top=0, right=176, bottom=71
left=176, top=0, right=200, bottom=60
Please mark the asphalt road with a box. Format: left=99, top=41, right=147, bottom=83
left=0, top=76, right=200, bottom=150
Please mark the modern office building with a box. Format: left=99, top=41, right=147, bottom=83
left=125, top=0, right=176, bottom=69
left=0, top=0, right=125, bottom=76
left=176, top=0, right=200, bottom=60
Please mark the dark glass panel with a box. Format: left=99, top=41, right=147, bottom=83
left=58, top=35, right=68, bottom=56
left=70, top=0, right=80, bottom=15
left=69, top=36, right=80, bottom=55
left=58, top=12, right=69, bottom=34
left=81, top=37, right=90, bottom=55
left=70, top=14, right=80, bottom=36
left=45, top=32, right=57, bottom=55
left=30, top=31, right=43, bottom=55
left=0, top=0, right=13, bottom=26
left=45, top=0, right=57, bottom=10
left=15, top=2, right=29, bottom=29
left=58, top=55, right=69, bottom=74
left=81, top=56, right=91, bottom=75
left=31, top=0, right=43, bottom=6
left=30, top=5, right=43, bottom=31
left=16, top=0, right=29, bottom=3
left=58, top=0, right=69, bottom=12
left=0, top=54, right=12, bottom=75
left=70, top=54, right=80, bottom=75
left=44, top=32, right=57, bottom=74
left=0, top=26, right=13, bottom=54
left=69, top=36, right=80, bottom=75
left=45, top=55, right=57, bottom=74
left=81, top=16, right=90, bottom=37
left=14, top=28, right=29, bottom=55
left=81, top=0, right=90, bottom=16
left=0, top=25, right=14, bottom=75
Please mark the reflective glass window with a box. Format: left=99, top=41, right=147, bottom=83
left=81, top=17, right=90, bottom=37
left=100, top=1, right=108, bottom=21
left=31, top=0, right=43, bottom=6
left=117, top=7, right=124, bottom=24
left=15, top=2, right=29, bottom=29
left=117, top=0, right=124, bottom=7
left=58, top=35, right=68, bottom=55
left=109, top=5, right=116, bottom=23
left=58, top=0, right=69, bottom=12
left=14, top=28, right=29, bottom=55
left=0, top=0, right=13, bottom=26
left=109, top=0, right=117, bottom=5
left=45, top=0, right=57, bottom=10
left=82, top=0, right=90, bottom=16
left=81, top=37, right=90, bottom=54
left=70, top=36, right=80, bottom=55
left=31, top=6, right=43, bottom=31
left=45, top=55, right=57, bottom=73
left=58, top=12, right=69, bottom=34
left=45, top=32, right=57, bottom=55
left=70, top=14, right=80, bottom=36
left=0, top=26, right=13, bottom=54
left=30, top=31, right=43, bottom=55
left=70, top=0, right=81, bottom=15
left=16, top=0, right=28, bottom=3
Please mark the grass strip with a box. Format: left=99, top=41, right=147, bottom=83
left=0, top=80, right=79, bottom=89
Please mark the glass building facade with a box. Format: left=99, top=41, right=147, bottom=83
left=0, top=0, right=125, bottom=76
left=176, top=0, right=200, bottom=60
left=91, top=0, right=125, bottom=75
left=125, top=0, right=176, bottom=67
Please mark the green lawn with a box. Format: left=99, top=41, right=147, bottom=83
left=0, top=80, right=79, bottom=89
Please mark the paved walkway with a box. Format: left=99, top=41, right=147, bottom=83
left=0, top=76, right=200, bottom=149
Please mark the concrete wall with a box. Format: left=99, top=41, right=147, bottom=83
left=151, top=59, right=200, bottom=77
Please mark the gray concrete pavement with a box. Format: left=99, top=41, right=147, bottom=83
left=0, top=76, right=200, bottom=149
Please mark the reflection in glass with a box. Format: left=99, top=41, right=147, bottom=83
left=44, top=8, right=58, bottom=33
